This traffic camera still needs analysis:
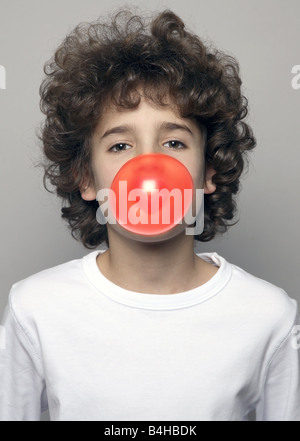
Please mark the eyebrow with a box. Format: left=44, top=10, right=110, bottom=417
left=100, top=121, right=194, bottom=140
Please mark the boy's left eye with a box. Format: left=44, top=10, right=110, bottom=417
left=164, top=140, right=186, bottom=149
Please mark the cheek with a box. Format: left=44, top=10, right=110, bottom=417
left=92, top=158, right=120, bottom=191
left=184, top=159, right=204, bottom=190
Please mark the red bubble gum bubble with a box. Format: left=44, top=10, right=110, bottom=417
left=109, top=153, right=194, bottom=236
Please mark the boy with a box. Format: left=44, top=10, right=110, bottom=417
left=0, top=8, right=299, bottom=421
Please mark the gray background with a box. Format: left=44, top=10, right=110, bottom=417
left=0, top=0, right=299, bottom=421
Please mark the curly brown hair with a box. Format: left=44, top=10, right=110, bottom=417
left=38, top=7, right=256, bottom=249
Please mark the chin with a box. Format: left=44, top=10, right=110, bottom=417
left=108, top=221, right=189, bottom=244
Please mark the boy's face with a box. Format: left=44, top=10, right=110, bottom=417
left=82, top=95, right=215, bottom=241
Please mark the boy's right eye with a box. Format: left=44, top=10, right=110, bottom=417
left=109, top=143, right=132, bottom=153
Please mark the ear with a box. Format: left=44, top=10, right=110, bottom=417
left=204, top=165, right=217, bottom=194
left=80, top=181, right=97, bottom=201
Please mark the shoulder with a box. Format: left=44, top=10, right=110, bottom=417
left=202, top=252, right=297, bottom=311
left=201, top=252, right=298, bottom=339
left=230, top=261, right=296, bottom=308
left=228, top=259, right=298, bottom=337
left=8, top=255, right=87, bottom=319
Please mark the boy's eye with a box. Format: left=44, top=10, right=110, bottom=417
left=164, top=140, right=186, bottom=149
left=109, top=140, right=186, bottom=153
left=109, top=143, right=132, bottom=153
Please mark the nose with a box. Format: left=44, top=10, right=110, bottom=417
left=134, top=139, right=160, bottom=156
left=136, top=147, right=159, bottom=157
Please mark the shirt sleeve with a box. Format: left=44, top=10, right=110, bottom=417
left=0, top=301, right=48, bottom=421
left=256, top=312, right=300, bottom=421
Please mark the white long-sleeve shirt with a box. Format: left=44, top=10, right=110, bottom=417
left=0, top=250, right=299, bottom=421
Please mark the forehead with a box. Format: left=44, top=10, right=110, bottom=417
left=95, top=95, right=199, bottom=134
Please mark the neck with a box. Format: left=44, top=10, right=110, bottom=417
left=97, top=227, right=216, bottom=294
